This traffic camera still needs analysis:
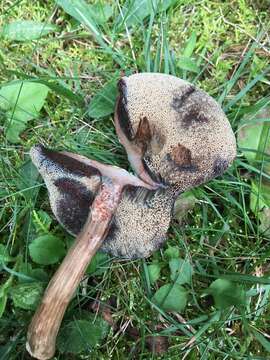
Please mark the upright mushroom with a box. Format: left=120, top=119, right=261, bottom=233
left=27, top=73, right=236, bottom=359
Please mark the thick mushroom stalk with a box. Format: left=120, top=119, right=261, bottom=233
left=26, top=147, right=155, bottom=360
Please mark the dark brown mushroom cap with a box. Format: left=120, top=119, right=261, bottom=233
left=30, top=145, right=101, bottom=235
left=115, top=73, right=236, bottom=192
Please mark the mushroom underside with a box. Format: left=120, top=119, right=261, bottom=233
left=115, top=73, right=236, bottom=192
left=31, top=145, right=175, bottom=259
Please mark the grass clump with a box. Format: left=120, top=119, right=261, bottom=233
left=0, top=0, right=270, bottom=359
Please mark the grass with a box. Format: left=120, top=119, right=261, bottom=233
left=0, top=0, right=270, bottom=359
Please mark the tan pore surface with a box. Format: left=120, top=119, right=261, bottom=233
left=102, top=187, right=175, bottom=258
left=121, top=73, right=236, bottom=192
left=30, top=145, right=171, bottom=258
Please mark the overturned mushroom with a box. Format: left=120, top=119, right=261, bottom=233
left=26, top=73, right=236, bottom=359
left=26, top=145, right=156, bottom=360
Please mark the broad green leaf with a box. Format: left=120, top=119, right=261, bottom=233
left=208, top=279, right=246, bottom=309
left=1, top=21, right=57, bottom=41
left=177, top=56, right=199, bottom=73
left=10, top=282, right=44, bottom=310
left=16, top=160, right=40, bottom=200
left=183, top=31, right=197, bottom=57
left=147, top=263, right=161, bottom=284
left=0, top=81, right=49, bottom=143
left=164, top=246, right=179, bottom=259
left=0, top=71, right=84, bottom=106
left=91, top=3, right=113, bottom=24
left=29, top=235, right=66, bottom=265
left=0, top=244, right=15, bottom=264
left=56, top=0, right=106, bottom=30
left=57, top=317, right=109, bottom=354
left=118, top=0, right=177, bottom=28
left=169, top=258, right=193, bottom=285
left=173, top=191, right=196, bottom=221
left=152, top=283, right=187, bottom=312
left=237, top=107, right=270, bottom=171
left=88, top=79, right=118, bottom=118
left=18, top=263, right=49, bottom=283
left=86, top=251, right=111, bottom=275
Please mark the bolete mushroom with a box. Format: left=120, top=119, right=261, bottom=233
left=115, top=73, right=236, bottom=192
left=26, top=145, right=156, bottom=359
left=26, top=73, right=236, bottom=359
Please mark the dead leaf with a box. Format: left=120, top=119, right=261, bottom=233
left=90, top=297, right=116, bottom=328
left=146, top=335, right=169, bottom=354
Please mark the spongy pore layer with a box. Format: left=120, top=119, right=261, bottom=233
left=117, top=73, right=236, bottom=193
left=30, top=145, right=173, bottom=259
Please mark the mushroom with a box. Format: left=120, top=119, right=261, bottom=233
left=107, top=73, right=237, bottom=258
left=26, top=73, right=236, bottom=359
left=26, top=145, right=156, bottom=360
left=115, top=73, right=236, bottom=192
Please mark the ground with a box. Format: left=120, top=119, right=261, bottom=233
left=0, top=0, right=270, bottom=359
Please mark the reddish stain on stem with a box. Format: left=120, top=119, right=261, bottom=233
left=92, top=183, right=122, bottom=222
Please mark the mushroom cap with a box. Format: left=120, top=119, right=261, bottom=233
left=30, top=145, right=101, bottom=235
left=116, top=73, right=236, bottom=192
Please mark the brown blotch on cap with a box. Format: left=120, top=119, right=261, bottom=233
left=116, top=97, right=134, bottom=141
left=171, top=85, right=196, bottom=111
left=54, top=177, right=94, bottom=235
left=40, top=146, right=100, bottom=178
left=170, top=144, right=192, bottom=167
left=166, top=151, right=198, bottom=173
left=134, top=116, right=152, bottom=152
left=182, top=107, right=209, bottom=129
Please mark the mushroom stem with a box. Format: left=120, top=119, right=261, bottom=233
left=26, top=180, right=123, bottom=360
